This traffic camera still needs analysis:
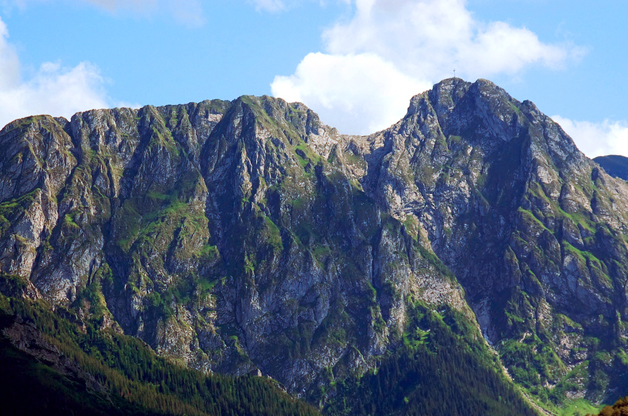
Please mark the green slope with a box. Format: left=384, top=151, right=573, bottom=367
left=0, top=292, right=319, bottom=416
left=320, top=301, right=538, bottom=416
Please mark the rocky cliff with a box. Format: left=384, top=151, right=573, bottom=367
left=353, top=79, right=628, bottom=404
left=1, top=78, right=628, bottom=411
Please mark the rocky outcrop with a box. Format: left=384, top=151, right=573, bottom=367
left=0, top=95, right=469, bottom=399
left=352, top=79, right=628, bottom=402
left=2, top=80, right=628, bottom=405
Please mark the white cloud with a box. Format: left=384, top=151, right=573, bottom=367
left=0, top=17, right=110, bottom=129
left=272, top=52, right=429, bottom=133
left=4, top=0, right=205, bottom=27
left=249, top=0, right=346, bottom=12
left=324, top=0, right=582, bottom=80
left=85, top=0, right=206, bottom=26
left=81, top=0, right=157, bottom=12
left=552, top=116, right=628, bottom=159
left=250, top=0, right=286, bottom=12
left=0, top=18, right=20, bottom=90
left=272, top=0, right=585, bottom=134
left=165, top=0, right=205, bottom=27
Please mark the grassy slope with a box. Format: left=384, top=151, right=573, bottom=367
left=321, top=301, right=540, bottom=416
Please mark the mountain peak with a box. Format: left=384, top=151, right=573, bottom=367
left=3, top=78, right=628, bottom=412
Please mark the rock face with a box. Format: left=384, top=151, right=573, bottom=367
left=356, top=80, right=628, bottom=402
left=2, top=79, right=628, bottom=406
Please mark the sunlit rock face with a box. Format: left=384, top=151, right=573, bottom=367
left=2, top=79, right=628, bottom=403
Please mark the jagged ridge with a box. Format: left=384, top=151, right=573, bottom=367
left=2, top=79, right=628, bottom=412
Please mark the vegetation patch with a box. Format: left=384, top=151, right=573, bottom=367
left=0, top=295, right=319, bottom=416
left=322, top=301, right=537, bottom=416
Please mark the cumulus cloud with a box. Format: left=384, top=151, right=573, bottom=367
left=0, top=17, right=20, bottom=90
left=250, top=0, right=286, bottom=12
left=165, top=0, right=205, bottom=27
left=272, top=0, right=585, bottom=134
left=272, top=52, right=429, bottom=133
left=5, top=0, right=205, bottom=27
left=249, top=0, right=346, bottom=12
left=323, top=0, right=582, bottom=80
left=85, top=0, right=206, bottom=26
left=0, top=17, right=110, bottom=129
left=552, top=116, right=628, bottom=159
left=81, top=0, right=157, bottom=12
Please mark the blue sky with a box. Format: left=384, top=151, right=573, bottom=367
left=0, top=0, right=626, bottom=158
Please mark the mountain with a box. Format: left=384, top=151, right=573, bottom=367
left=594, top=155, right=628, bottom=181
left=1, top=78, right=628, bottom=414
